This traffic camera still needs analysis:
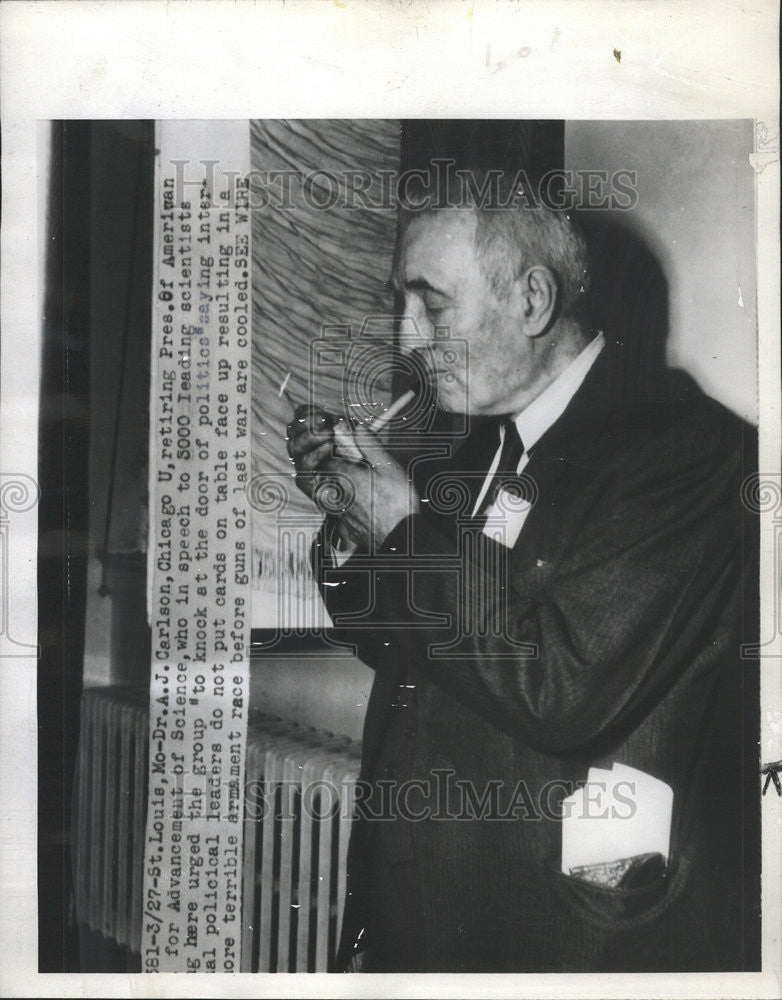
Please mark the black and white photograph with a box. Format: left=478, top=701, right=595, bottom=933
left=1, top=2, right=779, bottom=997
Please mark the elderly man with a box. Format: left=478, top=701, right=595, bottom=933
left=287, top=192, right=757, bottom=972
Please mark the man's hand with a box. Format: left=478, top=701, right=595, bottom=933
left=323, top=424, right=420, bottom=549
left=287, top=405, right=357, bottom=549
left=287, top=407, right=419, bottom=549
left=286, top=405, right=336, bottom=502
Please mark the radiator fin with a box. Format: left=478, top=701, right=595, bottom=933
left=74, top=686, right=360, bottom=972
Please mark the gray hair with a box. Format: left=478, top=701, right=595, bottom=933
left=473, top=202, right=591, bottom=319
left=401, top=170, right=592, bottom=320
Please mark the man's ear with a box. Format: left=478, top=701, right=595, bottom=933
left=514, top=265, right=560, bottom=337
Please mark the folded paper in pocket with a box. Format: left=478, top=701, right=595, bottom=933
left=482, top=489, right=533, bottom=548
left=561, top=763, right=673, bottom=877
left=569, top=851, right=667, bottom=889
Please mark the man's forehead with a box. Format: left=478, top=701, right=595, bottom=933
left=393, top=209, right=478, bottom=288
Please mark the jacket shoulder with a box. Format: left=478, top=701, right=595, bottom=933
left=623, top=366, right=755, bottom=468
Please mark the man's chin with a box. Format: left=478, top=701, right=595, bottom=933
left=433, top=381, right=471, bottom=415
left=439, top=402, right=469, bottom=415
left=436, top=395, right=468, bottom=415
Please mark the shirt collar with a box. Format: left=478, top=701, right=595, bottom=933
left=513, top=331, right=605, bottom=452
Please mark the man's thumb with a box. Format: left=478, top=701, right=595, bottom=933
left=351, top=423, right=386, bottom=468
left=332, top=421, right=365, bottom=464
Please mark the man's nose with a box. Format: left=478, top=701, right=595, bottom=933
left=397, top=314, right=432, bottom=357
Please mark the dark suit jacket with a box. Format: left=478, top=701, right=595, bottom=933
left=315, top=343, right=760, bottom=972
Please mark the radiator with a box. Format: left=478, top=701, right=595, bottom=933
left=73, top=685, right=361, bottom=972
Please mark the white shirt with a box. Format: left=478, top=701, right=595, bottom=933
left=476, top=332, right=605, bottom=546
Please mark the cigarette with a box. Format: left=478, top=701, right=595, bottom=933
left=332, top=389, right=416, bottom=463
left=370, top=389, right=415, bottom=432
left=278, top=371, right=292, bottom=397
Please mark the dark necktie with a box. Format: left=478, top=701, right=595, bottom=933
left=475, top=417, right=525, bottom=517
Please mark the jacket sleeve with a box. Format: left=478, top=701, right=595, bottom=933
left=316, top=421, right=753, bottom=755
left=311, top=518, right=404, bottom=674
